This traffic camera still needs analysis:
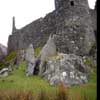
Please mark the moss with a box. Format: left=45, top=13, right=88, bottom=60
left=34, top=47, right=42, bottom=57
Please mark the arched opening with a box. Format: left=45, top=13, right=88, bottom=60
left=70, top=1, right=74, bottom=6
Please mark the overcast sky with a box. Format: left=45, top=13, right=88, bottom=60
left=0, top=0, right=96, bottom=46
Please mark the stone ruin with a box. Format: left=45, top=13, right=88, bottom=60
left=8, top=0, right=96, bottom=57
left=5, top=0, right=97, bottom=86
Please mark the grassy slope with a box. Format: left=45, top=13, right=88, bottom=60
left=0, top=61, right=97, bottom=100
left=0, top=62, right=57, bottom=94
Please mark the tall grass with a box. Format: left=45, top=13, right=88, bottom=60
left=0, top=61, right=97, bottom=100
left=0, top=90, right=34, bottom=100
left=0, top=84, right=95, bottom=100
left=56, top=83, right=69, bottom=100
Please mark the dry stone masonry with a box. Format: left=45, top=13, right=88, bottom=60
left=54, top=0, right=95, bottom=56
left=8, top=0, right=96, bottom=57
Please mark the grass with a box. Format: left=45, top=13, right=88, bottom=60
left=0, top=47, right=97, bottom=100
left=0, top=61, right=97, bottom=100
left=0, top=62, right=57, bottom=94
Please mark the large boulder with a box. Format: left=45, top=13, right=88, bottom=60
left=36, top=35, right=57, bottom=75
left=25, top=44, right=36, bottom=76
left=42, top=53, right=89, bottom=86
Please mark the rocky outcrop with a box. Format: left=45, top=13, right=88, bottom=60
left=8, top=0, right=96, bottom=57
left=42, top=53, right=89, bottom=86
left=36, top=35, right=57, bottom=75
left=0, top=43, right=7, bottom=61
left=25, top=44, right=36, bottom=76
left=32, top=36, right=89, bottom=86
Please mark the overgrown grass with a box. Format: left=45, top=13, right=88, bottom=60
left=0, top=61, right=97, bottom=100
left=0, top=62, right=57, bottom=93
left=0, top=47, right=97, bottom=100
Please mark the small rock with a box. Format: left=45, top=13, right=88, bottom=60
left=0, top=68, right=9, bottom=77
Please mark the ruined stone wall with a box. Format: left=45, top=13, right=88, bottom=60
left=8, top=11, right=56, bottom=52
left=8, top=0, right=96, bottom=56
left=54, top=0, right=95, bottom=56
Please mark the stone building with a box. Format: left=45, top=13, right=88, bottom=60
left=8, top=0, right=96, bottom=56
left=54, top=0, right=96, bottom=56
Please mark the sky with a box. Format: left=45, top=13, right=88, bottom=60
left=0, top=0, right=96, bottom=46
